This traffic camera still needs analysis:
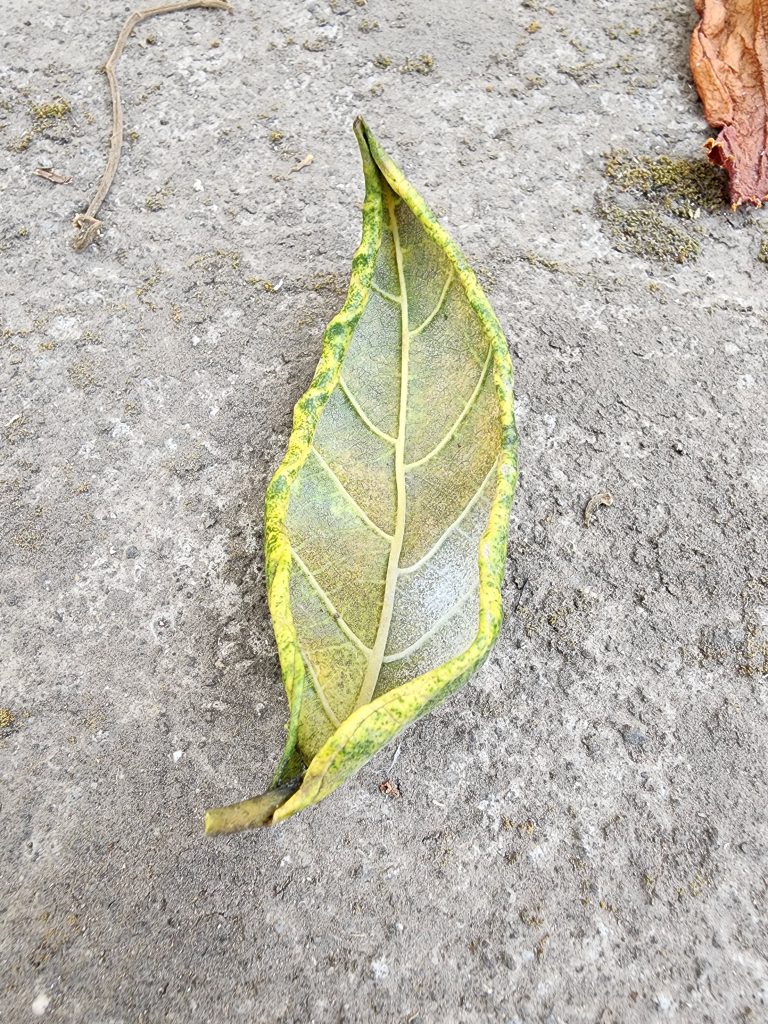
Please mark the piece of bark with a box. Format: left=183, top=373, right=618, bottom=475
left=690, top=0, right=768, bottom=207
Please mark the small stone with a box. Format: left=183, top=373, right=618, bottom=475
left=32, top=993, right=50, bottom=1017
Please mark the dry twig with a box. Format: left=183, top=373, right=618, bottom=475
left=73, top=0, right=232, bottom=252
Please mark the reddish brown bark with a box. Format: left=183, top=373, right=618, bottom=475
left=690, top=0, right=768, bottom=207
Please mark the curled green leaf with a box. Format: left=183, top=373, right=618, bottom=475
left=205, top=118, right=518, bottom=834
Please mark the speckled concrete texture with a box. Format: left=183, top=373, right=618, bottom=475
left=1, top=2, right=767, bottom=1022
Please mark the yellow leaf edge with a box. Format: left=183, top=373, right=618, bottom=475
left=204, top=117, right=519, bottom=835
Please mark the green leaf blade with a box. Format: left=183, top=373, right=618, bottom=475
left=205, top=118, right=518, bottom=833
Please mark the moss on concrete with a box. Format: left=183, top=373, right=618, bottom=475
left=400, top=54, right=434, bottom=74
left=8, top=96, right=72, bottom=152
left=604, top=150, right=727, bottom=218
left=524, top=252, right=561, bottom=272
left=31, top=98, right=71, bottom=121
left=9, top=130, right=34, bottom=152
left=599, top=202, right=700, bottom=263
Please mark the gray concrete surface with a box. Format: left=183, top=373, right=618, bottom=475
left=1, top=1, right=767, bottom=1021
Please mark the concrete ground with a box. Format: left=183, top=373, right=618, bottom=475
left=1, top=0, right=767, bottom=1021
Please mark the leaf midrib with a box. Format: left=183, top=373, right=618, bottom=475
left=354, top=189, right=410, bottom=709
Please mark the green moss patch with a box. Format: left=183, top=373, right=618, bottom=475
left=604, top=150, right=727, bottom=218
left=31, top=98, right=71, bottom=122
left=598, top=203, right=700, bottom=264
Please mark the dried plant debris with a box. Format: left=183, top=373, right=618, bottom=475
left=205, top=119, right=518, bottom=833
left=290, top=154, right=314, bottom=173
left=72, top=0, right=232, bottom=252
left=378, top=779, right=401, bottom=799
left=583, top=491, right=613, bottom=528
left=690, top=0, right=768, bottom=206
left=34, top=167, right=72, bottom=185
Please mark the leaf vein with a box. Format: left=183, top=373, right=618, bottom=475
left=398, top=460, right=498, bottom=576
left=354, top=188, right=410, bottom=708
left=404, top=344, right=493, bottom=471
left=338, top=375, right=397, bottom=445
left=410, top=271, right=454, bottom=336
left=310, top=446, right=394, bottom=542
left=298, top=643, right=341, bottom=727
left=371, top=281, right=401, bottom=305
left=291, top=549, right=373, bottom=656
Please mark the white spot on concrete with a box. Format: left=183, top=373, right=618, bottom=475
left=110, top=420, right=131, bottom=439
left=371, top=959, right=389, bottom=980
left=150, top=608, right=176, bottom=642
left=32, top=993, right=50, bottom=1016
left=655, top=993, right=675, bottom=1014
left=173, top=750, right=183, bottom=763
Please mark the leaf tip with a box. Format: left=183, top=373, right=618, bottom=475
left=353, top=115, right=370, bottom=146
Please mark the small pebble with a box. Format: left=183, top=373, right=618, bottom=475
left=32, top=993, right=50, bottom=1017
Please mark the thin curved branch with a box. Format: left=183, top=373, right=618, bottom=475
left=73, top=0, right=232, bottom=251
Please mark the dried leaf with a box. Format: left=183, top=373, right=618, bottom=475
left=205, top=119, right=518, bottom=834
left=34, top=167, right=72, bottom=185
left=690, top=0, right=768, bottom=206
